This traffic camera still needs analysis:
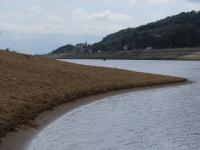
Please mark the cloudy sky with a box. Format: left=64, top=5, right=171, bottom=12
left=0, top=0, right=199, bottom=54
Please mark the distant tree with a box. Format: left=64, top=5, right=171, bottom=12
left=51, top=42, right=92, bottom=54
left=92, top=11, right=200, bottom=51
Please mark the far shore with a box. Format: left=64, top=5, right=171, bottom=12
left=0, top=81, right=189, bottom=150
left=44, top=47, right=200, bottom=61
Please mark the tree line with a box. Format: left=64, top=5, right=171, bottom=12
left=52, top=11, right=200, bottom=54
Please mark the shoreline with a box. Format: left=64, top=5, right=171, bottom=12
left=47, top=57, right=200, bottom=61
left=0, top=81, right=189, bottom=150
left=44, top=47, right=200, bottom=61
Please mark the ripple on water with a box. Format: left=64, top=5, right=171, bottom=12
left=28, top=60, right=200, bottom=150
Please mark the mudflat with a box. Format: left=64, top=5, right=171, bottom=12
left=0, top=50, right=187, bottom=141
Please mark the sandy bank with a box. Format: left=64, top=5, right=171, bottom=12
left=0, top=50, right=186, bottom=147
left=0, top=82, right=189, bottom=150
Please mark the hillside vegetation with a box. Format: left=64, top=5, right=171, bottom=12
left=0, top=50, right=186, bottom=140
left=52, top=11, right=200, bottom=54
left=93, top=11, right=200, bottom=51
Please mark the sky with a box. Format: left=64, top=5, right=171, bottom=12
left=0, top=0, right=200, bottom=54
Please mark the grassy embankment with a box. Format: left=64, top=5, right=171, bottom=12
left=0, top=50, right=187, bottom=140
left=45, top=47, right=200, bottom=60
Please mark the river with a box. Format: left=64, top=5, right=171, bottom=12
left=27, top=60, right=200, bottom=150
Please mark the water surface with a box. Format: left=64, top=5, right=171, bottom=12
left=28, top=60, right=200, bottom=150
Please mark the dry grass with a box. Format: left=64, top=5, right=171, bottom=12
left=0, top=50, right=186, bottom=140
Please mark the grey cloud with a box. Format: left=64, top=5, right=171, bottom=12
left=187, top=0, right=200, bottom=2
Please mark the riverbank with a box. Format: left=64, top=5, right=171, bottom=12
left=0, top=50, right=186, bottom=145
left=44, top=47, right=200, bottom=61
left=0, top=82, right=189, bottom=150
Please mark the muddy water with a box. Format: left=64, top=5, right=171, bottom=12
left=27, top=60, right=200, bottom=150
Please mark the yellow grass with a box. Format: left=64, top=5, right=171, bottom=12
left=0, top=50, right=187, bottom=140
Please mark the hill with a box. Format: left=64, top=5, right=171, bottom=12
left=0, top=50, right=186, bottom=140
left=93, top=11, right=200, bottom=51
left=51, top=11, right=200, bottom=55
left=52, top=43, right=92, bottom=54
